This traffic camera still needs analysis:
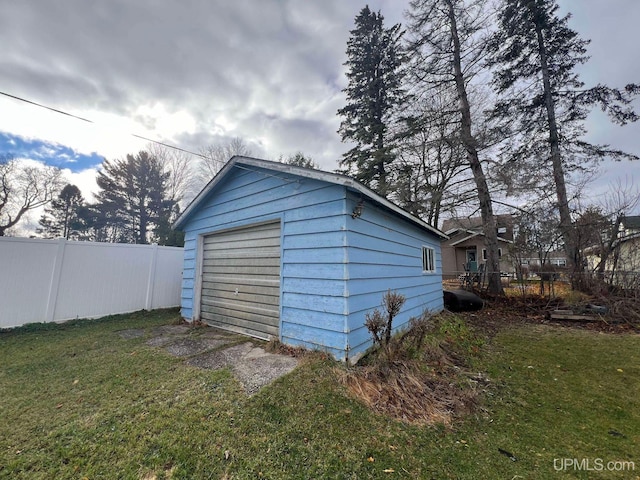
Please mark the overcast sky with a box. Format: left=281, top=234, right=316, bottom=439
left=1, top=0, right=638, bottom=213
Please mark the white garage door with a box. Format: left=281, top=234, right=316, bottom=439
left=200, top=221, right=281, bottom=339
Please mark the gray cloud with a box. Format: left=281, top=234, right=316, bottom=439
left=1, top=0, right=638, bottom=191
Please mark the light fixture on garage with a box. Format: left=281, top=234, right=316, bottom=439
left=352, top=199, right=364, bottom=219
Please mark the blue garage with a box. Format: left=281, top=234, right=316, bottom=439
left=173, top=156, right=446, bottom=362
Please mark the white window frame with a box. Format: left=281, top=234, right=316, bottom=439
left=422, top=246, right=436, bottom=273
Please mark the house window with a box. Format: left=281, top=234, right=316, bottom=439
left=422, top=246, right=436, bottom=273
left=482, top=248, right=502, bottom=260
left=551, top=258, right=567, bottom=267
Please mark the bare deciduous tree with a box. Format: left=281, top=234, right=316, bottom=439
left=196, top=137, right=252, bottom=192
left=146, top=143, right=194, bottom=206
left=394, top=90, right=473, bottom=227
left=576, top=179, right=640, bottom=286
left=0, top=154, right=63, bottom=236
left=406, top=0, right=504, bottom=294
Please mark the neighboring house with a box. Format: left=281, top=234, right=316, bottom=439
left=586, top=226, right=640, bottom=288
left=613, top=216, right=640, bottom=276
left=613, top=233, right=640, bottom=272
left=440, top=215, right=514, bottom=278
left=619, top=216, right=640, bottom=238
left=173, top=156, right=447, bottom=363
left=518, top=250, right=568, bottom=268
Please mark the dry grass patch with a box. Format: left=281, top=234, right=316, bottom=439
left=337, top=312, right=484, bottom=427
left=338, top=360, right=477, bottom=426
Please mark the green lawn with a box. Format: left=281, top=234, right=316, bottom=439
left=1, top=309, right=638, bottom=479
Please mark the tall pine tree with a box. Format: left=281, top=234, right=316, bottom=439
left=488, top=0, right=639, bottom=277
left=338, top=5, right=405, bottom=197
left=95, top=151, right=173, bottom=244
left=38, top=184, right=84, bottom=239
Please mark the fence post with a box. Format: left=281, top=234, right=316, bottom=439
left=145, top=243, right=159, bottom=310
left=45, top=238, right=67, bottom=323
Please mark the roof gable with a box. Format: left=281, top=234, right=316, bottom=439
left=174, top=156, right=447, bottom=239
left=622, top=216, right=640, bottom=230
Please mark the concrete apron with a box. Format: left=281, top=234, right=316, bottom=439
left=117, top=324, right=298, bottom=396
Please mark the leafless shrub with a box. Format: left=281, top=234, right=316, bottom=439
left=365, top=290, right=406, bottom=362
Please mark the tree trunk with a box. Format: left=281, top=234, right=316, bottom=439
left=446, top=0, right=503, bottom=295
left=533, top=19, right=578, bottom=282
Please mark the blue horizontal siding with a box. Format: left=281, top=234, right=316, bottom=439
left=283, top=215, right=345, bottom=236
left=344, top=193, right=443, bottom=360
left=284, top=198, right=347, bottom=222
left=283, top=291, right=346, bottom=314
left=281, top=323, right=347, bottom=351
left=282, top=276, right=347, bottom=297
left=282, top=263, right=346, bottom=280
left=280, top=336, right=347, bottom=362
left=281, top=307, right=347, bottom=333
left=283, top=247, right=345, bottom=264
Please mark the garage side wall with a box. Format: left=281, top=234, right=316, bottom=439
left=180, top=166, right=350, bottom=357
left=344, top=192, right=444, bottom=361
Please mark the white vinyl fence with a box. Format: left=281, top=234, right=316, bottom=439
left=0, top=237, right=184, bottom=329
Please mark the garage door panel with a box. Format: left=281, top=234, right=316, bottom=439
left=204, top=235, right=280, bottom=250
left=201, top=288, right=280, bottom=307
left=204, top=224, right=280, bottom=245
left=203, top=256, right=281, bottom=268
left=201, top=298, right=279, bottom=319
left=201, top=283, right=279, bottom=297
left=200, top=312, right=279, bottom=338
left=202, top=264, right=281, bottom=276
left=201, top=221, right=281, bottom=340
left=202, top=274, right=279, bottom=288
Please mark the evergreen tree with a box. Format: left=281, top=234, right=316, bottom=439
left=488, top=0, right=639, bottom=276
left=154, top=203, right=185, bottom=247
left=94, top=151, right=173, bottom=244
left=280, top=151, right=318, bottom=169
left=338, top=5, right=405, bottom=197
left=38, top=184, right=84, bottom=239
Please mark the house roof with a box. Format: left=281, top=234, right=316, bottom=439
left=441, top=214, right=513, bottom=233
left=614, top=231, right=640, bottom=248
left=448, top=231, right=513, bottom=246
left=174, top=156, right=448, bottom=239
left=621, top=216, right=640, bottom=230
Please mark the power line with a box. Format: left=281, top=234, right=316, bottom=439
left=131, top=134, right=206, bottom=159
left=0, top=90, right=210, bottom=160
left=0, top=90, right=300, bottom=184
left=1, top=91, right=95, bottom=124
